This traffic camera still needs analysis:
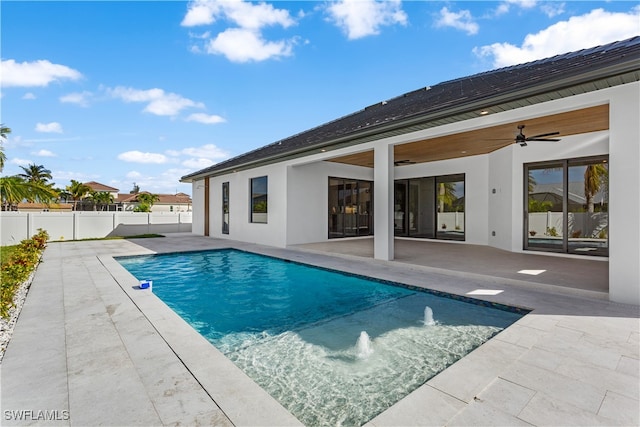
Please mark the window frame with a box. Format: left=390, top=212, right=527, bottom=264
left=250, top=176, right=268, bottom=224
left=222, top=181, right=229, bottom=234
left=523, top=155, right=608, bottom=257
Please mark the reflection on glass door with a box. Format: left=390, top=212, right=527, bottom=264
left=436, top=175, right=465, bottom=241
left=568, top=159, right=608, bottom=256
left=394, top=182, right=407, bottom=235
left=328, top=178, right=373, bottom=239
left=525, top=157, right=608, bottom=256
left=526, top=164, right=565, bottom=252
left=394, top=174, right=463, bottom=241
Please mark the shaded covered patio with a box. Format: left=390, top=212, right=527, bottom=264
left=293, top=237, right=608, bottom=297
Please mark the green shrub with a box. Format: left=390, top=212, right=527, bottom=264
left=0, top=229, right=49, bottom=318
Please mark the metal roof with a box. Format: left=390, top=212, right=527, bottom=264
left=182, top=36, right=640, bottom=182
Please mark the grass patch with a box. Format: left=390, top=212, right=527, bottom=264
left=1, top=245, right=19, bottom=267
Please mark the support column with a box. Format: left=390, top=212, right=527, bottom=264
left=609, top=85, right=640, bottom=305
left=204, top=177, right=210, bottom=237
left=374, top=145, right=394, bottom=261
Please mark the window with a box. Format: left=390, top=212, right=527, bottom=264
left=250, top=176, right=268, bottom=223
left=222, top=182, right=229, bottom=234
left=394, top=174, right=465, bottom=241
left=525, top=156, right=608, bottom=256
left=328, top=178, right=373, bottom=238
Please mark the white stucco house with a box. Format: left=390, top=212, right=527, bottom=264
left=182, top=37, right=640, bottom=306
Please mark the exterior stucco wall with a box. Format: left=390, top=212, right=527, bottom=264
left=286, top=161, right=373, bottom=245
left=188, top=82, right=639, bottom=305
left=191, top=180, right=205, bottom=235
left=207, top=164, right=288, bottom=247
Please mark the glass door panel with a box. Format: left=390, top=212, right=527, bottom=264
left=328, top=178, right=343, bottom=238
left=568, top=159, right=608, bottom=256
left=343, top=180, right=358, bottom=236
left=526, top=164, right=564, bottom=252
left=436, top=174, right=465, bottom=241
left=394, top=182, right=407, bottom=235
left=408, top=177, right=435, bottom=238
left=356, top=181, right=372, bottom=236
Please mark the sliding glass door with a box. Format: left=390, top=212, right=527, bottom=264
left=328, top=178, right=373, bottom=238
left=525, top=156, right=608, bottom=256
left=395, top=174, right=464, bottom=241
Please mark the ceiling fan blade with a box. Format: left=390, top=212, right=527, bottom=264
left=527, top=131, right=560, bottom=139
left=527, top=138, right=561, bottom=142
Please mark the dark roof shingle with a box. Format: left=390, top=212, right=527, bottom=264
left=182, top=36, right=640, bottom=181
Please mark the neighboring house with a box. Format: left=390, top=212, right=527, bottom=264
left=116, top=192, right=192, bottom=213
left=17, top=203, right=73, bottom=212
left=84, top=181, right=119, bottom=199
left=181, top=37, right=640, bottom=305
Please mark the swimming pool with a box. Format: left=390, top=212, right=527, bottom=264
left=118, top=249, right=526, bottom=426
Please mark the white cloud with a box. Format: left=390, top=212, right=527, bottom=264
left=182, top=0, right=221, bottom=26
left=32, top=149, right=57, bottom=157
left=60, top=91, right=93, bottom=107
left=10, top=158, right=32, bottom=166
left=0, top=59, right=82, bottom=87
left=118, top=150, right=169, bottom=164
left=218, top=0, right=295, bottom=30
left=474, top=8, right=640, bottom=68
left=540, top=2, right=565, bottom=18
left=165, top=143, right=229, bottom=170
left=22, top=92, right=36, bottom=100
left=326, top=0, right=407, bottom=40
left=107, top=86, right=204, bottom=116
left=183, top=0, right=299, bottom=62
left=180, top=144, right=229, bottom=160
left=435, top=7, right=479, bottom=36
left=185, top=112, right=226, bottom=124
left=182, top=158, right=215, bottom=169
left=496, top=0, right=538, bottom=15
left=126, top=171, right=143, bottom=179
left=207, top=28, right=295, bottom=62
left=35, top=122, right=63, bottom=133
left=182, top=0, right=294, bottom=29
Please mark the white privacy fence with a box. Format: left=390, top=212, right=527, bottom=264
left=527, top=212, right=608, bottom=238
left=0, top=212, right=192, bottom=246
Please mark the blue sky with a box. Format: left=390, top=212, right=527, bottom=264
left=1, top=1, right=638, bottom=196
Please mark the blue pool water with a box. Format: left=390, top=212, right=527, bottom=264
left=118, top=249, right=526, bottom=426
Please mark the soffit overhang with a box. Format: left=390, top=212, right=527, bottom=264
left=181, top=67, right=638, bottom=182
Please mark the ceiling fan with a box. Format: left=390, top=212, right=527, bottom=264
left=394, top=159, right=416, bottom=166
left=515, top=124, right=561, bottom=147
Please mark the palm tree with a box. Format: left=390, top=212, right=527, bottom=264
left=90, top=191, right=115, bottom=211
left=437, top=182, right=456, bottom=213
left=66, top=180, right=91, bottom=211
left=0, top=124, right=10, bottom=172
left=584, top=163, right=608, bottom=213
left=0, top=176, right=58, bottom=210
left=18, top=163, right=53, bottom=184
left=134, top=192, right=160, bottom=212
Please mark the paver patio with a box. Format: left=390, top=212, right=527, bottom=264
left=1, top=233, right=638, bottom=426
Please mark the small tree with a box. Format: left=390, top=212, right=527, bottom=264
left=133, top=192, right=159, bottom=212
left=66, top=180, right=91, bottom=211
left=90, top=191, right=115, bottom=211
left=0, top=123, right=10, bottom=173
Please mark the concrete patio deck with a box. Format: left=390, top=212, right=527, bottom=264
left=1, top=233, right=638, bottom=426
